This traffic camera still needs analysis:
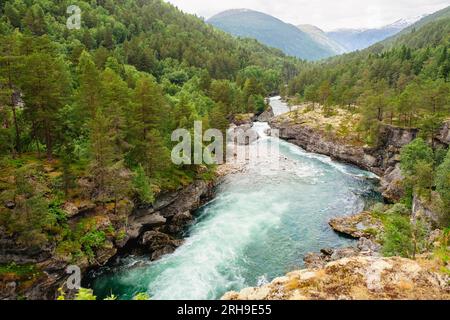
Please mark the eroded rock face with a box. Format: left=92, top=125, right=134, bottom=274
left=222, top=256, right=450, bottom=300
left=140, top=231, right=184, bottom=261
left=329, top=211, right=383, bottom=239
left=436, top=120, right=450, bottom=147
left=380, top=164, right=404, bottom=202
left=304, top=238, right=381, bottom=269
left=1, top=177, right=217, bottom=300
left=269, top=118, right=423, bottom=202
left=257, top=107, right=274, bottom=122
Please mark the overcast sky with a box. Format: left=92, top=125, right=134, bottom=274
left=166, top=0, right=450, bottom=31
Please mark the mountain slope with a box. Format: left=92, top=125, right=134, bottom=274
left=326, top=16, right=425, bottom=52
left=297, top=24, right=346, bottom=54
left=207, top=9, right=338, bottom=61
left=381, top=5, right=450, bottom=47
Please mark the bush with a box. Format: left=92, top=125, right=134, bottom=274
left=371, top=203, right=385, bottom=215
left=435, top=149, right=450, bottom=223
left=382, top=215, right=427, bottom=259
left=385, top=203, right=410, bottom=216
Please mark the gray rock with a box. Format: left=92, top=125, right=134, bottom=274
left=140, top=231, right=184, bottom=261
left=4, top=200, right=16, bottom=209
left=127, top=213, right=166, bottom=240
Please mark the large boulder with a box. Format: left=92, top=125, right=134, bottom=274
left=140, top=231, right=184, bottom=261
left=329, top=211, right=383, bottom=239
left=127, top=212, right=166, bottom=240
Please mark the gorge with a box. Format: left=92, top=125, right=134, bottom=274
left=85, top=98, right=381, bottom=300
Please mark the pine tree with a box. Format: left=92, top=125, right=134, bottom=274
left=20, top=38, right=71, bottom=160
left=0, top=32, right=22, bottom=155
left=133, top=75, right=168, bottom=138
left=100, top=68, right=130, bottom=156
left=89, top=109, right=115, bottom=201
left=77, top=51, right=102, bottom=118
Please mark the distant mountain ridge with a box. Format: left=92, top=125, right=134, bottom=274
left=297, top=24, right=347, bottom=54
left=326, top=15, right=426, bottom=52
left=207, top=9, right=339, bottom=61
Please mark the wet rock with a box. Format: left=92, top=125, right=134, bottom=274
left=168, top=211, right=193, bottom=233
left=127, top=213, right=167, bottom=240
left=329, top=211, right=383, bottom=239
left=230, top=124, right=259, bottom=145
left=140, top=231, right=184, bottom=261
left=257, top=107, right=274, bottom=122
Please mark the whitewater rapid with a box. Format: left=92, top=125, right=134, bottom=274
left=88, top=98, right=380, bottom=300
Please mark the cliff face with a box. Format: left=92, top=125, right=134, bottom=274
left=271, top=117, right=419, bottom=175
left=0, top=178, right=217, bottom=300
left=222, top=256, right=450, bottom=300
left=269, top=116, right=434, bottom=202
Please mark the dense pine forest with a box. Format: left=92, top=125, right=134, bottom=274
left=0, top=1, right=303, bottom=252
left=284, top=9, right=450, bottom=225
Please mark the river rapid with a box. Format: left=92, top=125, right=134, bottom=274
left=86, top=97, right=380, bottom=300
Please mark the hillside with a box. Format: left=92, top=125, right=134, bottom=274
left=381, top=5, right=450, bottom=47
left=297, top=24, right=346, bottom=55
left=285, top=10, right=450, bottom=231
left=208, top=9, right=338, bottom=61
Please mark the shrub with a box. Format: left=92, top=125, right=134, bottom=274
left=382, top=215, right=427, bottom=259
left=385, top=203, right=410, bottom=216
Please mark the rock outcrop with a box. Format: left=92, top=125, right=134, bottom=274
left=304, top=238, right=381, bottom=269
left=0, top=177, right=217, bottom=300
left=329, top=211, right=383, bottom=239
left=270, top=116, right=421, bottom=202
left=257, top=107, right=274, bottom=122
left=222, top=256, right=450, bottom=300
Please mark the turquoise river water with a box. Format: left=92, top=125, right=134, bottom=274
left=86, top=98, right=380, bottom=300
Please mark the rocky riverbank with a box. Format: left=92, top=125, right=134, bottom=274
left=0, top=165, right=237, bottom=300
left=222, top=255, right=450, bottom=300
left=269, top=107, right=450, bottom=203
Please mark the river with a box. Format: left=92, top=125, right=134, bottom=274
left=86, top=97, right=380, bottom=300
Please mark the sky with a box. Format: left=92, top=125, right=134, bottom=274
left=166, top=0, right=450, bottom=31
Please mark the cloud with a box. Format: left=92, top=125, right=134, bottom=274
left=166, top=0, right=450, bottom=30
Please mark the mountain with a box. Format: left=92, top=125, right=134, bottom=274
left=381, top=5, right=450, bottom=46
left=326, top=15, right=426, bottom=52
left=297, top=24, right=347, bottom=55
left=207, top=9, right=339, bottom=61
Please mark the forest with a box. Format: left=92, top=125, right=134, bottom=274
left=0, top=0, right=303, bottom=257
left=285, top=15, right=450, bottom=225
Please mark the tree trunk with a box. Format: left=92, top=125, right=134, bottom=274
left=45, top=125, right=53, bottom=161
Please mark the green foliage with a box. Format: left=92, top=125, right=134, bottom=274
left=382, top=215, right=427, bottom=259
left=400, top=138, right=434, bottom=176
left=74, top=288, right=97, bottom=301
left=286, top=15, right=450, bottom=138
left=133, top=292, right=150, bottom=301
left=0, top=263, right=40, bottom=280
left=385, top=203, right=411, bottom=216
left=435, top=149, right=450, bottom=224
left=133, top=165, right=155, bottom=204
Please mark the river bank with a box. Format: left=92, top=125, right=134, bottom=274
left=0, top=164, right=236, bottom=300
left=269, top=101, right=450, bottom=204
